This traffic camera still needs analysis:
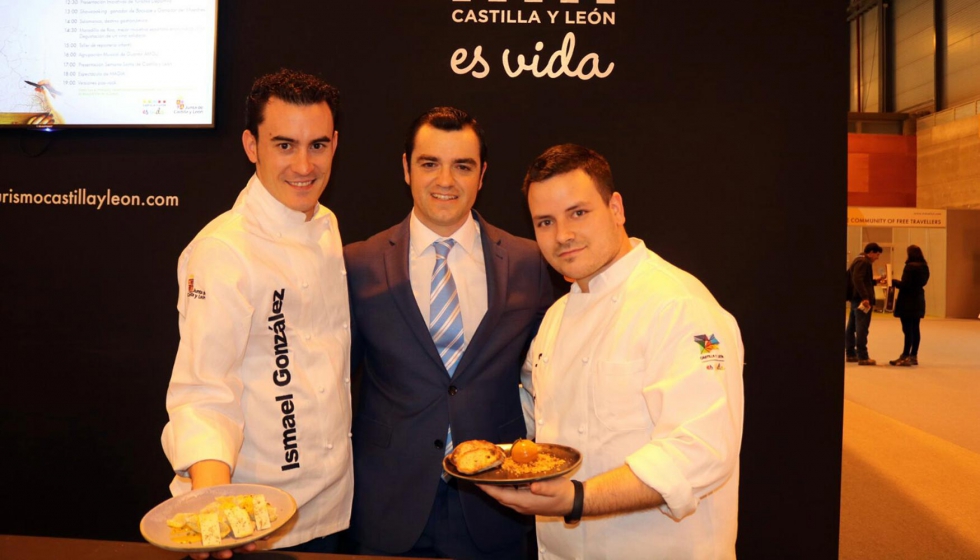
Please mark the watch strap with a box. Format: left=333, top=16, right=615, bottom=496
left=564, top=479, right=584, bottom=524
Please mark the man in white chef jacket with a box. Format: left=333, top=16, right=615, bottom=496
left=161, top=69, right=353, bottom=557
left=480, top=144, right=745, bottom=559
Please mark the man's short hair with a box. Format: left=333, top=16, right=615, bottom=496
left=404, top=107, right=487, bottom=165
left=245, top=69, right=340, bottom=137
left=522, top=144, right=615, bottom=203
left=864, top=242, right=883, bottom=254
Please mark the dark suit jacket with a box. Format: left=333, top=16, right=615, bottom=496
left=343, top=211, right=554, bottom=554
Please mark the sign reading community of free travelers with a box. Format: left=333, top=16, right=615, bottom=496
left=847, top=207, right=947, bottom=228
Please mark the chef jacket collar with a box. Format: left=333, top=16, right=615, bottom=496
left=570, top=238, right=647, bottom=297
left=242, top=174, right=333, bottom=239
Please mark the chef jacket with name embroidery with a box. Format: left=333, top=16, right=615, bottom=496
left=523, top=239, right=744, bottom=560
left=161, top=175, right=353, bottom=549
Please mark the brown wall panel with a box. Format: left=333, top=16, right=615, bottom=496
left=848, top=133, right=918, bottom=206
left=946, top=209, right=980, bottom=317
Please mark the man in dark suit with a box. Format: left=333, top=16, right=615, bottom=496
left=343, top=107, right=554, bottom=559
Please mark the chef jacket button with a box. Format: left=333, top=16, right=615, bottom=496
left=582, top=357, right=590, bottom=363
left=304, top=333, right=311, bottom=341
left=344, top=377, right=350, bottom=384
left=448, top=385, right=458, bottom=396
left=537, top=418, right=544, bottom=425
left=341, top=269, right=347, bottom=276
left=276, top=232, right=282, bottom=238
left=327, top=443, right=334, bottom=450
left=343, top=322, right=349, bottom=330
left=539, top=547, right=546, bottom=553
left=578, top=425, right=586, bottom=433
left=434, top=439, right=445, bottom=449
left=318, top=386, right=325, bottom=393
left=301, top=281, right=309, bottom=288
left=542, top=356, right=550, bottom=363
left=348, top=432, right=353, bottom=437
left=613, top=296, right=619, bottom=303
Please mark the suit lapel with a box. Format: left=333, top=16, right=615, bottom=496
left=383, top=216, right=446, bottom=372
left=454, top=213, right=508, bottom=380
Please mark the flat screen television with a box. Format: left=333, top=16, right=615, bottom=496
left=0, top=0, right=218, bottom=128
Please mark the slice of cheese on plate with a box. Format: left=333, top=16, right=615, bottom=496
left=198, top=512, right=222, bottom=546
left=252, top=494, right=271, bottom=530
left=224, top=505, right=254, bottom=538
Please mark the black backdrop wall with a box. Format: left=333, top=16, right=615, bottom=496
left=0, top=2, right=846, bottom=558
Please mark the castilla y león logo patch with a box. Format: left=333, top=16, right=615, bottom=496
left=694, top=334, right=720, bottom=354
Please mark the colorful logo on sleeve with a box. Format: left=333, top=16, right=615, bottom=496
left=695, top=334, right=724, bottom=363
left=694, top=334, right=719, bottom=354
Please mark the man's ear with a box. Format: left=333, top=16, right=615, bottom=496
left=609, top=192, right=626, bottom=226
left=477, top=161, right=488, bottom=191
left=242, top=130, right=258, bottom=164
left=403, top=153, right=411, bottom=185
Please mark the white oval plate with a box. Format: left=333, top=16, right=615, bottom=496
left=140, top=483, right=296, bottom=553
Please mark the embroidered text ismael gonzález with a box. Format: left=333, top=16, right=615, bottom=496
left=269, top=288, right=301, bottom=471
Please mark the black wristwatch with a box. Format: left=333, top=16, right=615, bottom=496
left=564, top=479, right=584, bottom=524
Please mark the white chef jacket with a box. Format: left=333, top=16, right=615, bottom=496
left=523, top=239, right=744, bottom=560
left=161, top=175, right=353, bottom=549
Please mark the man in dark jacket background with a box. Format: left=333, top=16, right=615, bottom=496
left=845, top=242, right=884, bottom=365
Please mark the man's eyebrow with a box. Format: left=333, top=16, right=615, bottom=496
left=269, top=135, right=332, bottom=144
left=413, top=155, right=478, bottom=165
left=532, top=202, right=587, bottom=221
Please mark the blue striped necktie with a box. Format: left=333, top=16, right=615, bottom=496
left=430, top=239, right=465, bottom=375
left=430, top=238, right=464, bottom=463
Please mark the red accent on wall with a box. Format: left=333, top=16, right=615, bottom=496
left=847, top=133, right=917, bottom=207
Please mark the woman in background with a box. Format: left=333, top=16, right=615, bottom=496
left=889, top=245, right=930, bottom=366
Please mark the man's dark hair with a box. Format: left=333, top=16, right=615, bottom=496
left=404, top=107, right=487, bottom=165
left=522, top=143, right=615, bottom=203
left=245, top=69, right=340, bottom=137
left=863, top=242, right=883, bottom=254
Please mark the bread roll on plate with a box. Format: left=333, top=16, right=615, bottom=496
left=449, top=440, right=505, bottom=474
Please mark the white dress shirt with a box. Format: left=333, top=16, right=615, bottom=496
left=161, top=175, right=353, bottom=549
left=408, top=210, right=488, bottom=344
left=523, top=239, right=744, bottom=560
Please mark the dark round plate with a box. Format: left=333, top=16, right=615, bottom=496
left=443, top=442, right=582, bottom=485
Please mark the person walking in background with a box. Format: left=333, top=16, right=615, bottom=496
left=889, top=245, right=930, bottom=366
left=846, top=242, right=884, bottom=365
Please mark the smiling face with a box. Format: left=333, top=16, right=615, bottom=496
left=403, top=124, right=486, bottom=236
left=528, top=168, right=632, bottom=292
left=242, top=96, right=338, bottom=220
